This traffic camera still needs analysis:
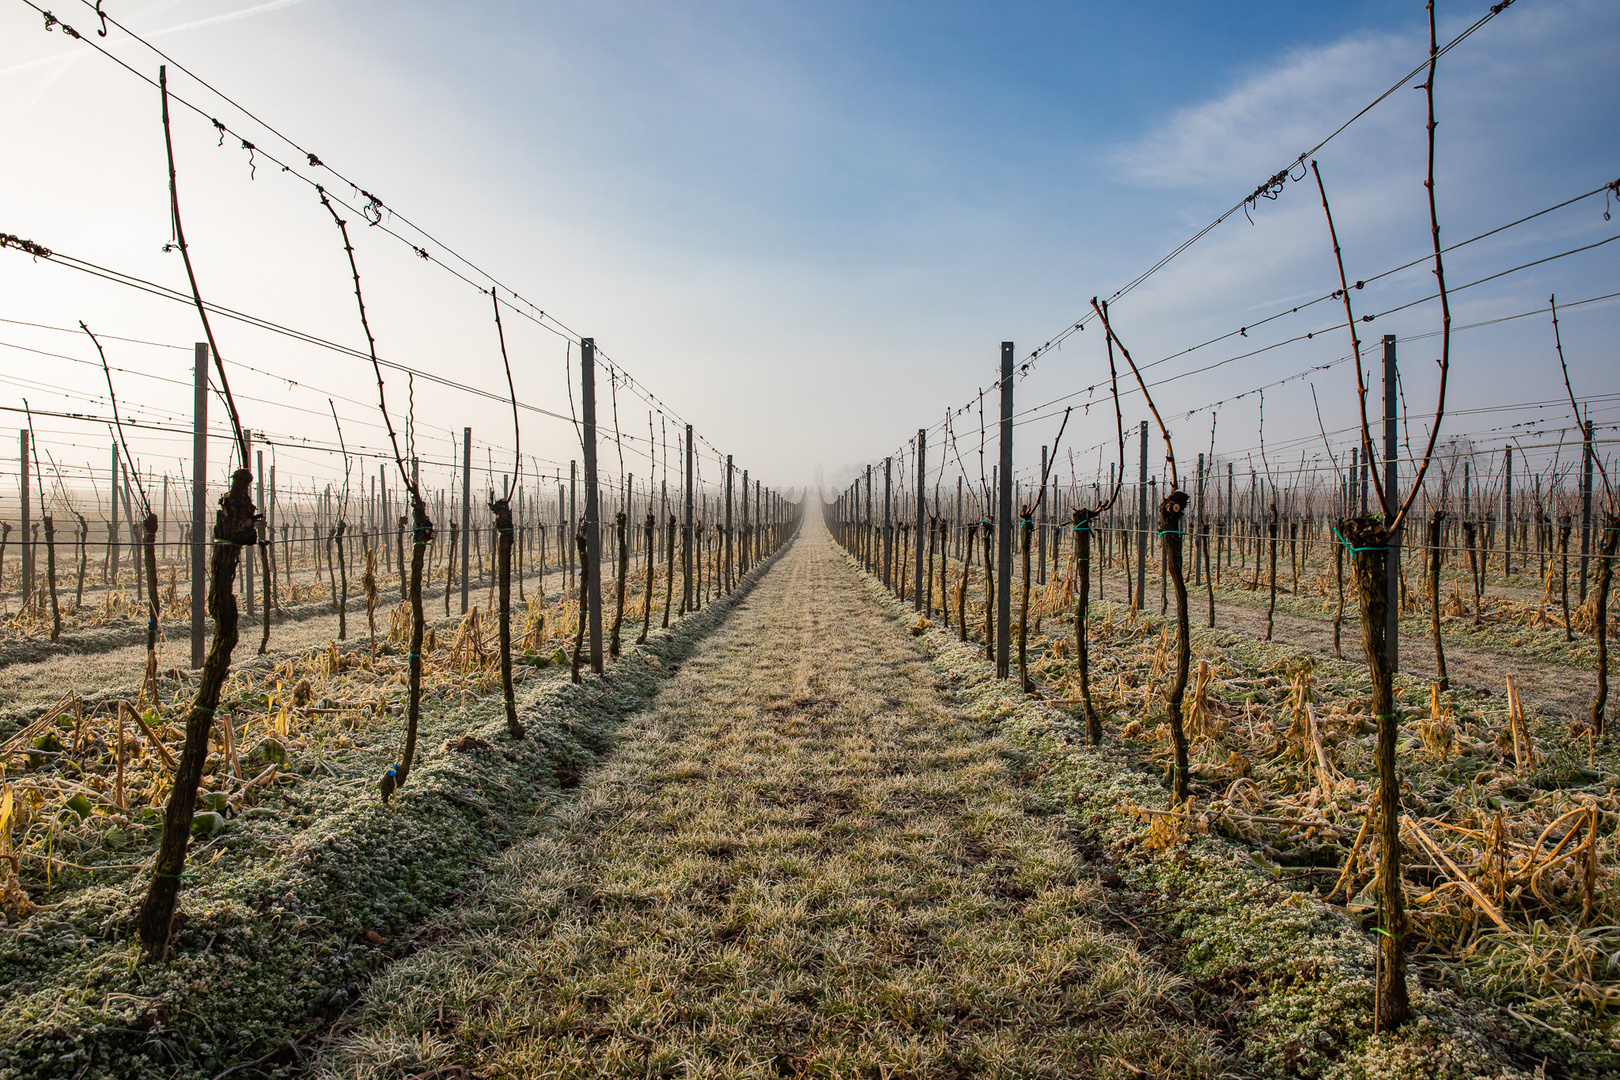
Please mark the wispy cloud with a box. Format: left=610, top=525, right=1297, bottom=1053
left=142, top=0, right=313, bottom=40
left=0, top=0, right=311, bottom=78
left=1108, top=31, right=1417, bottom=191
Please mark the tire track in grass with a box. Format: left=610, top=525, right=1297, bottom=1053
left=314, top=515, right=1233, bottom=1079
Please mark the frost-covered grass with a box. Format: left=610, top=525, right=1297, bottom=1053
left=855, top=547, right=1617, bottom=1077
left=313, top=520, right=1231, bottom=1080
left=0, top=542, right=790, bottom=1080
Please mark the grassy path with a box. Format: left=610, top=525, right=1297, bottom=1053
left=315, top=517, right=1231, bottom=1079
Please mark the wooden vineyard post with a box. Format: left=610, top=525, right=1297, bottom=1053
left=123, top=466, right=141, bottom=602
left=244, top=431, right=255, bottom=617
left=855, top=472, right=868, bottom=573
left=996, top=342, right=1014, bottom=680
left=1203, top=463, right=1215, bottom=627
left=725, top=455, right=734, bottom=593
left=955, top=476, right=962, bottom=563
left=1157, top=478, right=1166, bottom=616
left=19, top=430, right=32, bottom=610
left=984, top=513, right=996, bottom=660
left=741, top=468, right=750, bottom=576
left=638, top=510, right=655, bottom=644
left=1580, top=418, right=1593, bottom=602
left=568, top=460, right=577, bottom=603
left=110, top=441, right=119, bottom=591
left=582, top=340, right=604, bottom=675
left=1334, top=512, right=1347, bottom=657
left=256, top=449, right=271, bottom=654
left=1135, top=421, right=1148, bottom=614
left=1383, top=335, right=1401, bottom=672
left=915, top=429, right=926, bottom=612
left=867, top=471, right=875, bottom=574
left=1038, top=447, right=1047, bottom=586
left=883, top=457, right=893, bottom=591
left=462, top=426, right=472, bottom=615
left=1017, top=508, right=1034, bottom=691
left=1227, top=462, right=1235, bottom=575
left=1428, top=511, right=1448, bottom=690
left=190, top=343, right=208, bottom=669
left=682, top=426, right=694, bottom=615
left=1265, top=501, right=1279, bottom=641
left=1194, top=453, right=1203, bottom=588
left=1503, top=446, right=1513, bottom=578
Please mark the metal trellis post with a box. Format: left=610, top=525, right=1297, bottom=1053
left=996, top=342, right=1014, bottom=680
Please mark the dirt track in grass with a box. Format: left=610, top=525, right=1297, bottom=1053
left=313, top=515, right=1233, bottom=1080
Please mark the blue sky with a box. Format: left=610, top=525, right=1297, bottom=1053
left=3, top=0, right=1616, bottom=505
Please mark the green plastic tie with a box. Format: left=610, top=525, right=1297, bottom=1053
left=1331, top=525, right=1387, bottom=554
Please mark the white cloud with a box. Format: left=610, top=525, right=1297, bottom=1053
left=1109, top=31, right=1420, bottom=191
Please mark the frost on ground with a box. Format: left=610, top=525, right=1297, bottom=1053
left=0, top=544, right=783, bottom=1080
left=315, top=517, right=1228, bottom=1080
